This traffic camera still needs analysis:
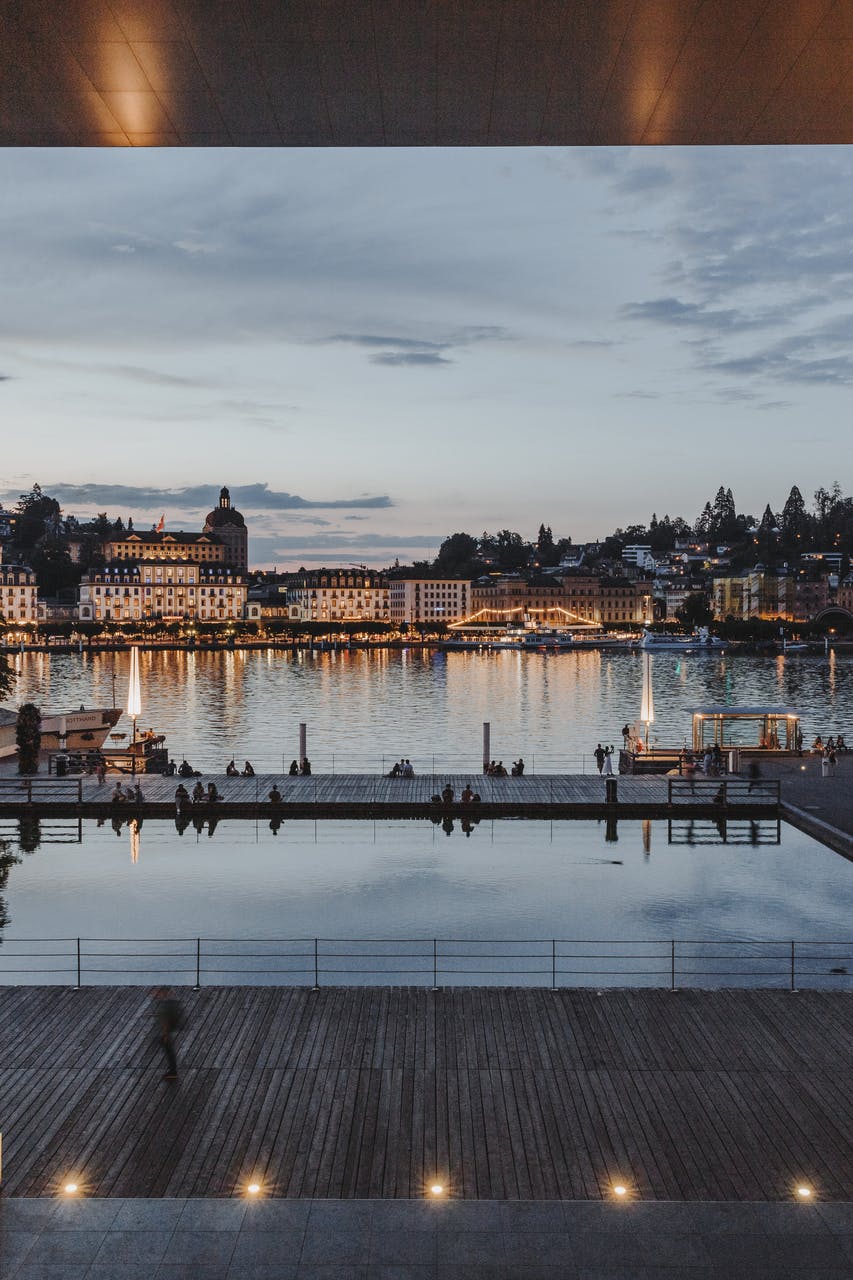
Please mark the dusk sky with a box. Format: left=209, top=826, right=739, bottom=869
left=1, top=145, right=851, bottom=569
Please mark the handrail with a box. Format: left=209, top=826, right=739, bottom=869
left=0, top=935, right=848, bottom=991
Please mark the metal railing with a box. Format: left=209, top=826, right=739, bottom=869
left=0, top=777, right=82, bottom=802
left=0, top=936, right=848, bottom=990
left=667, top=777, right=781, bottom=805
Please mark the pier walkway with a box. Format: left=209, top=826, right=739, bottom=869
left=1, top=986, right=851, bottom=1202
left=0, top=772, right=780, bottom=821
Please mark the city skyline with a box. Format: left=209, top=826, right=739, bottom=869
left=2, top=145, right=852, bottom=568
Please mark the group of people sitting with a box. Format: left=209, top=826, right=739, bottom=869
left=812, top=735, right=847, bottom=754
left=111, top=781, right=143, bottom=804
left=432, top=783, right=482, bottom=805
left=175, top=781, right=221, bottom=807
left=388, top=758, right=415, bottom=778
left=484, top=759, right=520, bottom=777
left=288, top=758, right=312, bottom=775
left=226, top=759, right=255, bottom=776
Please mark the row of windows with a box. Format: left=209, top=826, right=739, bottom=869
left=90, top=586, right=241, bottom=598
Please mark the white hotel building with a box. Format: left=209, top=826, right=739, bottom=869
left=389, top=579, right=471, bottom=627
left=78, top=561, right=248, bottom=623
left=0, top=550, right=39, bottom=626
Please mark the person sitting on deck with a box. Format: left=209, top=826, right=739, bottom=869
left=511, top=758, right=525, bottom=776
left=111, top=781, right=126, bottom=803
left=402, top=759, right=415, bottom=778
left=174, top=783, right=189, bottom=809
left=812, top=735, right=824, bottom=752
left=132, top=782, right=143, bottom=805
left=388, top=760, right=402, bottom=778
left=494, top=760, right=507, bottom=777
left=269, top=784, right=282, bottom=804
left=289, top=759, right=300, bottom=776
left=178, top=759, right=197, bottom=778
left=207, top=782, right=220, bottom=803
left=242, top=760, right=255, bottom=777
left=226, top=759, right=239, bottom=777
left=441, top=783, right=454, bottom=804
left=837, top=735, right=847, bottom=752
left=461, top=783, right=474, bottom=803
left=191, top=780, right=205, bottom=804
left=300, top=758, right=311, bottom=776
left=826, top=736, right=837, bottom=752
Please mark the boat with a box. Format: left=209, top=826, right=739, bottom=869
left=635, top=626, right=726, bottom=652
left=499, top=624, right=575, bottom=651
left=0, top=705, right=123, bottom=759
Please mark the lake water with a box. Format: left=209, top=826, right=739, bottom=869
left=0, top=816, right=850, bottom=988
left=3, top=647, right=851, bottom=773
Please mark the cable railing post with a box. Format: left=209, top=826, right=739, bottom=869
left=313, top=937, right=319, bottom=990
left=432, top=938, right=438, bottom=990
left=76, top=937, right=81, bottom=989
left=551, top=939, right=557, bottom=990
left=791, top=940, right=796, bottom=991
left=195, top=937, right=201, bottom=990
left=670, top=939, right=676, bottom=991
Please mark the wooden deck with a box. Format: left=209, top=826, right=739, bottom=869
left=1, top=986, right=850, bottom=1200
left=0, top=772, right=780, bottom=821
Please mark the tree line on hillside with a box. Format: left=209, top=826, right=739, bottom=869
left=5, top=480, right=853, bottom=590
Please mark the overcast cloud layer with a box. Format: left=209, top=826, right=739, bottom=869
left=1, top=146, right=851, bottom=568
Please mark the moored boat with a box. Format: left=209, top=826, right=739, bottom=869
left=0, top=706, right=123, bottom=759
left=635, top=626, right=726, bottom=652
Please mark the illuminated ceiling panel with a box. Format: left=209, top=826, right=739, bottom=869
left=1, top=0, right=851, bottom=146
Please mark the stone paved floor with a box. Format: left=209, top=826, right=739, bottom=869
left=1, top=1197, right=852, bottom=1279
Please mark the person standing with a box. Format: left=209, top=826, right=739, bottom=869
left=594, top=743, right=606, bottom=774
left=603, top=747, right=614, bottom=777
left=152, top=987, right=183, bottom=1082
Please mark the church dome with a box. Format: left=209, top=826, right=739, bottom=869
left=204, top=485, right=245, bottom=528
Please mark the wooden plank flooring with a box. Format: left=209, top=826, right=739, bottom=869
left=0, top=772, right=780, bottom=821
left=0, top=987, right=850, bottom=1199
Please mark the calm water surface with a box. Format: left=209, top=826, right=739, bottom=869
left=0, top=817, right=850, bottom=987
left=3, top=647, right=851, bottom=772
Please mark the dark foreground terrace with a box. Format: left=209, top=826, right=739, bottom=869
left=1, top=986, right=851, bottom=1202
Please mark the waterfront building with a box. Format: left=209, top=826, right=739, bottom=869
left=389, top=578, right=470, bottom=627
left=78, top=561, right=248, bottom=622
left=104, top=531, right=227, bottom=564
left=202, top=487, right=248, bottom=572
left=622, top=544, right=654, bottom=570
left=470, top=573, right=652, bottom=627
left=287, top=569, right=389, bottom=624
left=0, top=549, right=39, bottom=626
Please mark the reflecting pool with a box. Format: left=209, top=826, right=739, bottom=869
left=0, top=817, right=850, bottom=988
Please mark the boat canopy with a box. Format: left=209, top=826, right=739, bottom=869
left=688, top=706, right=799, bottom=752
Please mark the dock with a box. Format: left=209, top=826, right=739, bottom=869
left=0, top=986, right=851, bottom=1200
left=0, top=772, right=781, bottom=821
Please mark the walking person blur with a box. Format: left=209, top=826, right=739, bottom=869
left=152, top=987, right=183, bottom=1082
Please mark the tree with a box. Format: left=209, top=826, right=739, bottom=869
left=436, top=532, right=480, bottom=573
left=675, top=592, right=713, bottom=629
left=29, top=536, right=76, bottom=595
left=0, top=652, right=14, bottom=701
left=16, top=703, right=42, bottom=775
left=781, top=485, right=808, bottom=541
left=536, top=524, right=555, bottom=563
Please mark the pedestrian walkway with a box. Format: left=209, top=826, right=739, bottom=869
left=1, top=987, right=851, bottom=1201
left=2, top=1195, right=852, bottom=1278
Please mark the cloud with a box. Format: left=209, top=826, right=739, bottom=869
left=326, top=326, right=507, bottom=369
left=369, top=351, right=453, bottom=367
left=614, top=389, right=660, bottom=400
left=621, top=296, right=785, bottom=335
left=0, top=482, right=392, bottom=513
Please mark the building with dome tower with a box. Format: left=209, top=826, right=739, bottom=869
left=203, top=487, right=248, bottom=572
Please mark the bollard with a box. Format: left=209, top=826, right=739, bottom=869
left=605, top=777, right=617, bottom=806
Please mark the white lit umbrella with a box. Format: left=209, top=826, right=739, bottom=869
left=640, top=652, right=654, bottom=750
left=127, top=645, right=141, bottom=744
